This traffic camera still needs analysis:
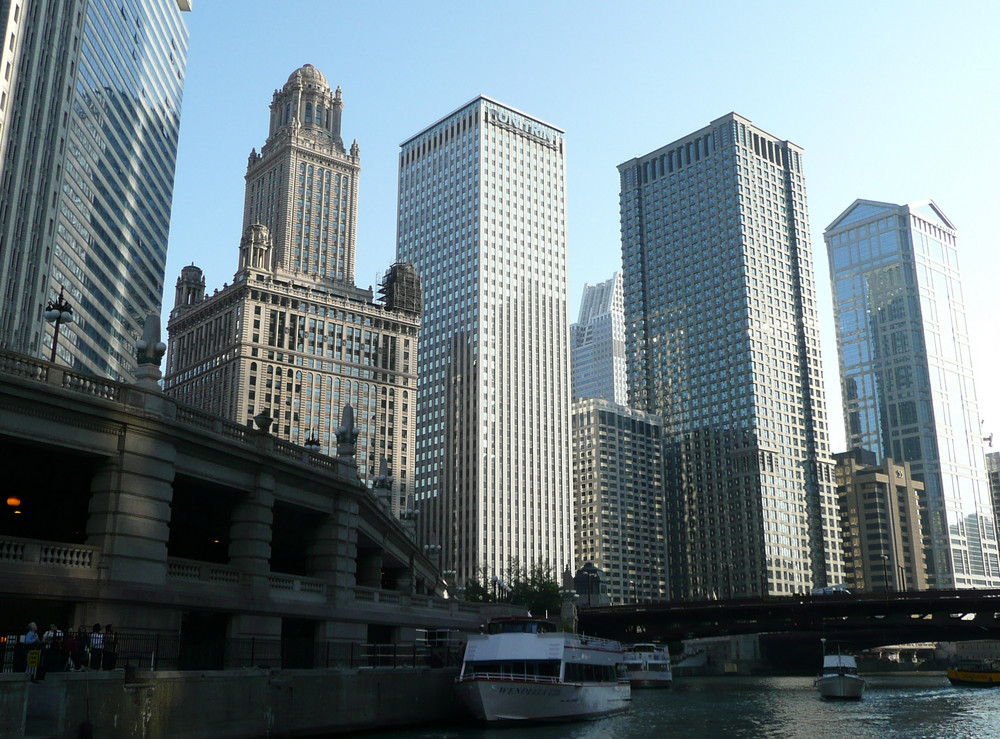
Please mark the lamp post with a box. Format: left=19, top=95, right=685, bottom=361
left=44, top=287, right=74, bottom=364
left=880, top=553, right=890, bottom=594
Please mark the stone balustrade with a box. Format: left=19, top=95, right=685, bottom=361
left=0, top=535, right=100, bottom=570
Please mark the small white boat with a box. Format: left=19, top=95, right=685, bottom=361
left=455, top=617, right=631, bottom=723
left=622, top=643, right=672, bottom=688
left=815, top=640, right=866, bottom=700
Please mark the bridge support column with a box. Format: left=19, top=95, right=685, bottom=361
left=229, top=472, right=274, bottom=593
left=86, top=427, right=175, bottom=585
left=356, top=549, right=383, bottom=589
left=307, top=502, right=355, bottom=589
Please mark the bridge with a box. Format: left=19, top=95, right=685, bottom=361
left=0, top=348, right=482, bottom=659
left=579, top=588, right=1000, bottom=650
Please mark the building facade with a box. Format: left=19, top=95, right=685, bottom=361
left=165, top=66, right=419, bottom=516
left=396, top=97, right=572, bottom=584
left=833, top=448, right=927, bottom=592
left=572, top=398, right=666, bottom=603
left=571, top=272, right=627, bottom=404
left=986, top=451, right=1000, bottom=553
left=0, top=0, right=189, bottom=379
left=619, top=113, right=844, bottom=600
left=825, top=200, right=1000, bottom=588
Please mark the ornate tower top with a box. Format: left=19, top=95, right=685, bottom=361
left=171, top=265, right=206, bottom=318
left=238, top=223, right=274, bottom=274
left=244, top=66, right=360, bottom=287
left=267, top=63, right=345, bottom=152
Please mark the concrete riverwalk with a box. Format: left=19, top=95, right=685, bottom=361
left=1, top=666, right=459, bottom=738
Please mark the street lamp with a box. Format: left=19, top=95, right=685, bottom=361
left=880, top=553, right=890, bottom=594
left=43, top=287, right=74, bottom=364
left=304, top=431, right=320, bottom=449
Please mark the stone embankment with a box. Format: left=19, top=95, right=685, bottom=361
left=1, top=667, right=461, bottom=738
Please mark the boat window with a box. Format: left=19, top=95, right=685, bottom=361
left=466, top=660, right=560, bottom=679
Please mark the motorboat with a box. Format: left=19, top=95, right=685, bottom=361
left=622, top=643, right=672, bottom=688
left=455, top=617, right=631, bottom=722
left=947, top=660, right=1000, bottom=687
left=815, top=640, right=866, bottom=700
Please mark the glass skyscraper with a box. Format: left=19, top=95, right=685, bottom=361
left=825, top=199, right=1000, bottom=588
left=0, top=0, right=189, bottom=379
left=571, top=272, right=628, bottom=405
left=619, top=113, right=844, bottom=600
left=397, top=97, right=572, bottom=585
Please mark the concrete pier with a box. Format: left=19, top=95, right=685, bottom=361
left=1, top=667, right=461, bottom=738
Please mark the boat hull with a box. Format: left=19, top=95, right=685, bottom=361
left=815, top=674, right=866, bottom=700
left=947, top=669, right=1000, bottom=687
left=627, top=671, right=672, bottom=689
left=456, top=678, right=631, bottom=722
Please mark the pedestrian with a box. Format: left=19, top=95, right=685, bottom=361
left=42, top=624, right=63, bottom=673
left=63, top=628, right=78, bottom=670
left=103, top=624, right=117, bottom=670
left=77, top=626, right=90, bottom=669
left=24, top=622, right=41, bottom=681
left=89, top=624, right=104, bottom=671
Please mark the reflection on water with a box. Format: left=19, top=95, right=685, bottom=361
left=355, top=675, right=1000, bottom=739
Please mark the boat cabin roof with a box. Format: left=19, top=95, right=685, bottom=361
left=823, top=654, right=858, bottom=668
left=486, top=617, right=559, bottom=635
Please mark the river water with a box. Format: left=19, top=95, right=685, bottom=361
left=358, top=674, right=1000, bottom=739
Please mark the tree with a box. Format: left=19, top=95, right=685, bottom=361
left=463, top=559, right=562, bottom=618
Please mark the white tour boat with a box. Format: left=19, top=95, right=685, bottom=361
left=622, top=643, right=672, bottom=688
left=455, top=617, right=631, bottom=723
left=815, top=640, right=866, bottom=700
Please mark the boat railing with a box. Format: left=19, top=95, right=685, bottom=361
left=576, top=635, right=625, bottom=652
left=459, top=670, right=561, bottom=685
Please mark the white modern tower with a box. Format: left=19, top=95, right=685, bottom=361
left=571, top=272, right=628, bottom=405
left=397, top=97, right=572, bottom=585
left=825, top=199, right=1000, bottom=588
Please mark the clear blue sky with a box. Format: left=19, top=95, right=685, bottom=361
left=165, top=0, right=1000, bottom=453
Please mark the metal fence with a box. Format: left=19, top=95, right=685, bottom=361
left=1, top=632, right=463, bottom=674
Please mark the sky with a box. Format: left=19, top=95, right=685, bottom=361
left=164, top=0, right=1000, bottom=454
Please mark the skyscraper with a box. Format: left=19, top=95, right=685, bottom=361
left=833, top=448, right=927, bottom=592
left=825, top=199, right=1000, bottom=588
left=165, top=66, right=419, bottom=514
left=572, top=397, right=666, bottom=603
left=619, top=113, right=843, bottom=600
left=0, top=0, right=189, bottom=379
left=571, top=272, right=627, bottom=404
left=397, top=97, right=572, bottom=584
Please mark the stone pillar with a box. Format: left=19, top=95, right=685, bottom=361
left=306, top=510, right=355, bottom=588
left=356, top=549, right=382, bottom=589
left=86, top=428, right=176, bottom=586
left=229, top=472, right=274, bottom=593
left=322, top=490, right=359, bottom=591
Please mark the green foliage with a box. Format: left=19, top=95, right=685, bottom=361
left=463, top=559, right=562, bottom=617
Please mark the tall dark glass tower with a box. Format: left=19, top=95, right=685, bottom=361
left=0, top=0, right=189, bottom=379
left=619, top=113, right=844, bottom=600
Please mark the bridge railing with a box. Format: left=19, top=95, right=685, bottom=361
left=0, top=633, right=463, bottom=673
left=0, top=535, right=101, bottom=572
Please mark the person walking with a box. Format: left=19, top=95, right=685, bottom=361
left=24, top=622, right=41, bottom=681
left=89, top=624, right=104, bottom=671
left=102, top=625, right=117, bottom=670
left=76, top=626, right=90, bottom=669
left=63, top=628, right=79, bottom=670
